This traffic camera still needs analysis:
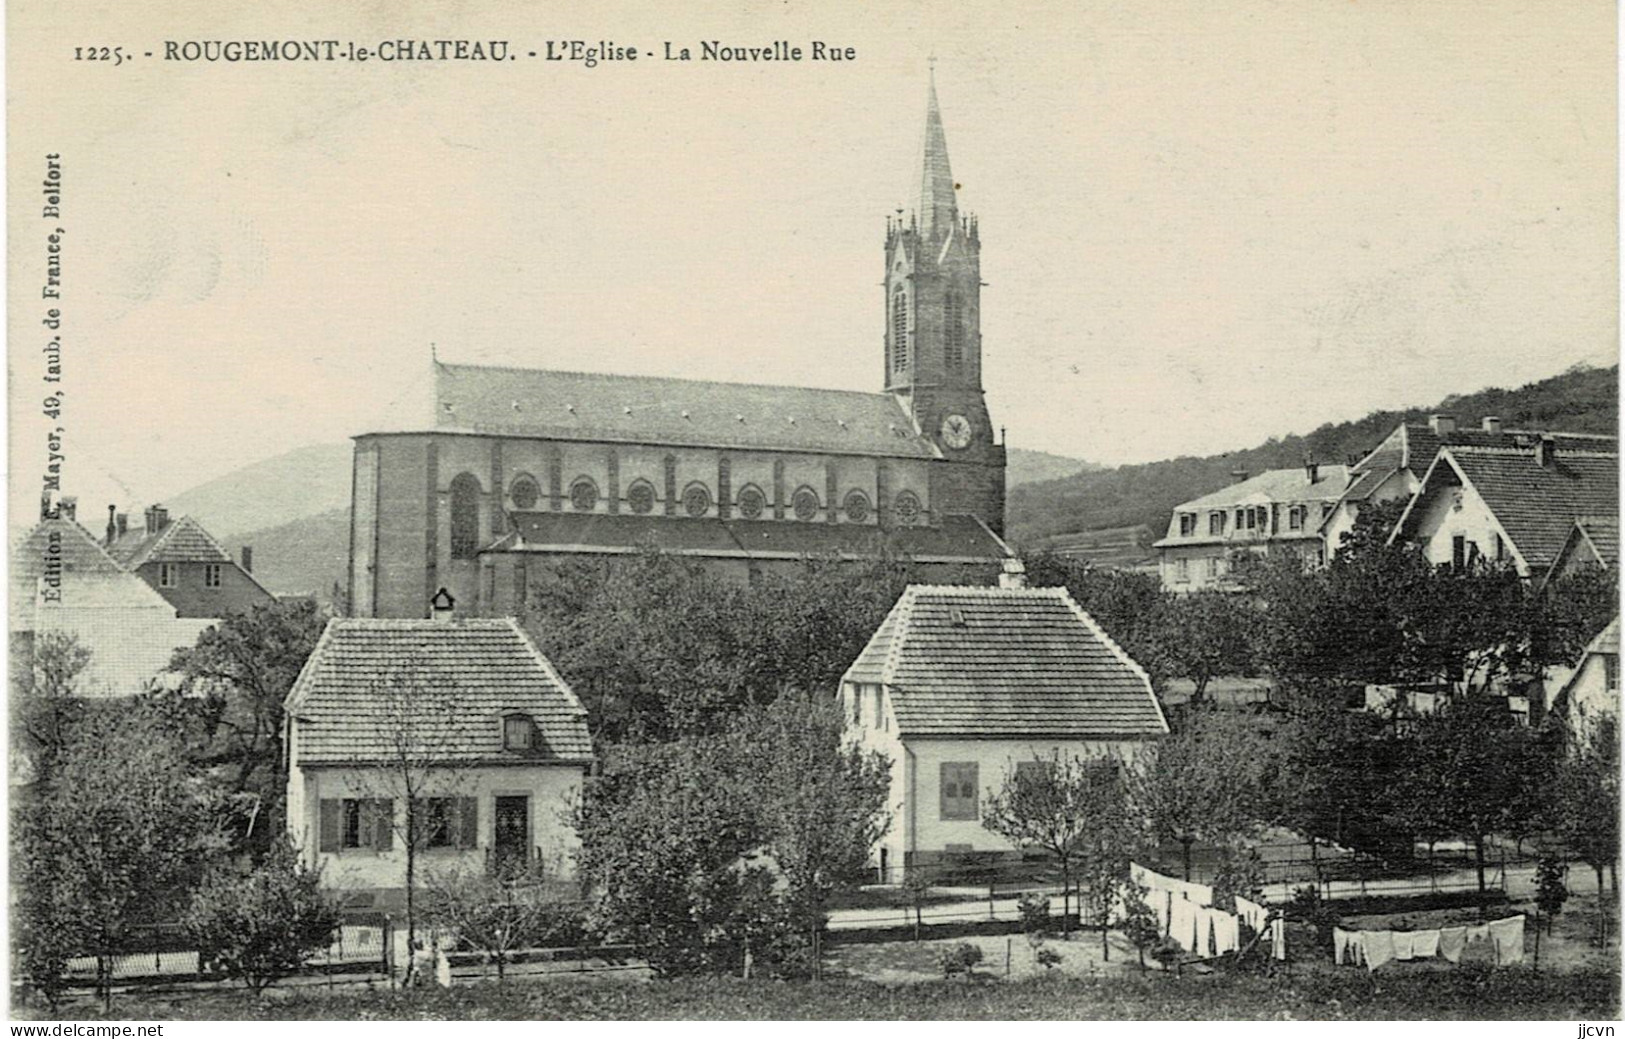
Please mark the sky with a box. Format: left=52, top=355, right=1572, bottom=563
left=7, top=0, right=1617, bottom=527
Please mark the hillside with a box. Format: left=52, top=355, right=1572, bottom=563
left=1007, top=364, right=1619, bottom=546
left=236, top=506, right=350, bottom=601
left=1005, top=447, right=1100, bottom=486
left=165, top=442, right=352, bottom=540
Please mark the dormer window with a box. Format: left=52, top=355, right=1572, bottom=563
left=502, top=713, right=535, bottom=752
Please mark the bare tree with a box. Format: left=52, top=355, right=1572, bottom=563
left=358, top=654, right=474, bottom=982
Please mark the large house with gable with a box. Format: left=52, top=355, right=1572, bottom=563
left=104, top=504, right=274, bottom=619
left=840, top=572, right=1167, bottom=878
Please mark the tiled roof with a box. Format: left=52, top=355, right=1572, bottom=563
left=425, top=362, right=939, bottom=460
left=842, top=585, right=1168, bottom=739
left=11, top=518, right=131, bottom=617
left=27, top=611, right=215, bottom=698
left=1443, top=446, right=1619, bottom=569
left=109, top=515, right=234, bottom=568
left=1170, top=466, right=1351, bottom=513
left=1574, top=516, right=1620, bottom=568
left=285, top=618, right=592, bottom=765
left=500, top=512, right=1009, bottom=563
left=1338, top=465, right=1401, bottom=504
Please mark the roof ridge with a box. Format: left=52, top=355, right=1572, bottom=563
left=439, top=360, right=904, bottom=403
left=508, top=617, right=588, bottom=718
left=881, top=588, right=917, bottom=686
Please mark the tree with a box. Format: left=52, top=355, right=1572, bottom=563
left=13, top=702, right=228, bottom=1010
left=423, top=870, right=561, bottom=981
left=1153, top=591, right=1256, bottom=703
left=1403, top=695, right=1552, bottom=903
left=10, top=630, right=90, bottom=786
left=982, top=749, right=1132, bottom=937
left=739, top=695, right=891, bottom=976
left=1554, top=714, right=1620, bottom=943
left=577, top=701, right=890, bottom=977
left=1131, top=708, right=1273, bottom=880
left=358, top=654, right=474, bottom=977
left=1118, top=881, right=1163, bottom=968
left=186, top=839, right=341, bottom=995
left=166, top=599, right=329, bottom=848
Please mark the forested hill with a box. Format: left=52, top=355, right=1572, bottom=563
left=1008, top=364, right=1618, bottom=546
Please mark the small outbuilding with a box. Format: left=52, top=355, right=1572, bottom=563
left=284, top=614, right=592, bottom=906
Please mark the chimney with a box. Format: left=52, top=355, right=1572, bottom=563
left=59, top=496, right=76, bottom=522
left=144, top=506, right=158, bottom=535
left=154, top=505, right=170, bottom=531
left=1306, top=461, right=1320, bottom=485
left=1230, top=469, right=1250, bottom=485
left=430, top=587, right=457, bottom=623
left=106, top=505, right=116, bottom=545
left=39, top=494, right=52, bottom=522
left=116, top=512, right=128, bottom=537
left=1536, top=435, right=1557, bottom=468
left=998, top=558, right=1028, bottom=590
left=1430, top=414, right=1457, bottom=435
left=240, top=546, right=254, bottom=573
left=1481, top=416, right=1503, bottom=434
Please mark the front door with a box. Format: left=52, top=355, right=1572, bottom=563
left=493, top=795, right=530, bottom=878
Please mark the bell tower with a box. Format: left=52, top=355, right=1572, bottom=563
left=884, top=67, right=1005, bottom=534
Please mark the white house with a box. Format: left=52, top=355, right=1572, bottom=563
left=1390, top=436, right=1618, bottom=577
left=1551, top=615, right=1619, bottom=741
left=283, top=615, right=593, bottom=907
left=839, top=578, right=1168, bottom=877
left=1155, top=464, right=1350, bottom=592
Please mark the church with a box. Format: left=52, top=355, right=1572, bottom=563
left=349, top=76, right=1011, bottom=619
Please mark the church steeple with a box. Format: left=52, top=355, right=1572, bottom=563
left=919, top=67, right=957, bottom=240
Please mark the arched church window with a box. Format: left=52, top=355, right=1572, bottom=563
left=737, top=485, right=766, bottom=521
left=509, top=475, right=539, bottom=511
left=892, top=491, right=922, bottom=527
left=682, top=483, right=712, bottom=518
left=626, top=479, right=656, bottom=515
left=843, top=491, right=871, bottom=524
left=891, top=289, right=908, bottom=371
left=944, top=290, right=963, bottom=370
left=792, top=487, right=820, bottom=522
left=450, top=473, right=482, bottom=560
left=569, top=477, right=598, bottom=512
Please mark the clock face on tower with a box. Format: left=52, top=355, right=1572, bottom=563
left=940, top=413, right=974, bottom=450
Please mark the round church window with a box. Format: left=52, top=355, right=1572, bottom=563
left=683, top=483, right=711, bottom=518
left=792, top=488, right=820, bottom=522
left=737, top=486, right=766, bottom=520
left=510, top=477, right=539, bottom=511
left=569, top=478, right=598, bottom=512
left=627, top=480, right=656, bottom=515
left=893, top=492, right=921, bottom=527
left=844, top=491, right=871, bottom=523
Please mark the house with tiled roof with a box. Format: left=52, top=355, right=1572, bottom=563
left=1154, top=463, right=1351, bottom=592
left=1550, top=615, right=1619, bottom=742
left=283, top=613, right=593, bottom=903
left=1390, top=434, right=1619, bottom=578
left=840, top=572, right=1168, bottom=875
left=1544, top=516, right=1619, bottom=587
left=348, top=77, right=1012, bottom=618
left=10, top=500, right=214, bottom=699
left=104, top=504, right=275, bottom=618
left=1321, top=414, right=1616, bottom=557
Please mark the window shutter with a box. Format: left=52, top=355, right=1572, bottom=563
left=319, top=799, right=340, bottom=852
left=372, top=799, right=394, bottom=851
left=459, top=796, right=479, bottom=849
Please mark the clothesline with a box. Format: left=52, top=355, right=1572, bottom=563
left=1333, top=915, right=1525, bottom=972
left=1129, top=861, right=1284, bottom=961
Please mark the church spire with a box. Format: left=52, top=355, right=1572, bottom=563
left=919, top=64, right=957, bottom=239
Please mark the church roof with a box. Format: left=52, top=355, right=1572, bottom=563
left=497, top=511, right=1009, bottom=564
left=427, top=362, right=939, bottom=461
left=285, top=618, right=593, bottom=766
left=841, top=585, right=1168, bottom=739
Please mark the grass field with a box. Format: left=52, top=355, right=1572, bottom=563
left=29, top=966, right=1619, bottom=1021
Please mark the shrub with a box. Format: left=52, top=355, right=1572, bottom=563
left=1017, top=893, right=1051, bottom=937
left=1035, top=945, right=1063, bottom=971
left=186, top=841, right=341, bottom=995
left=939, top=942, right=984, bottom=978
